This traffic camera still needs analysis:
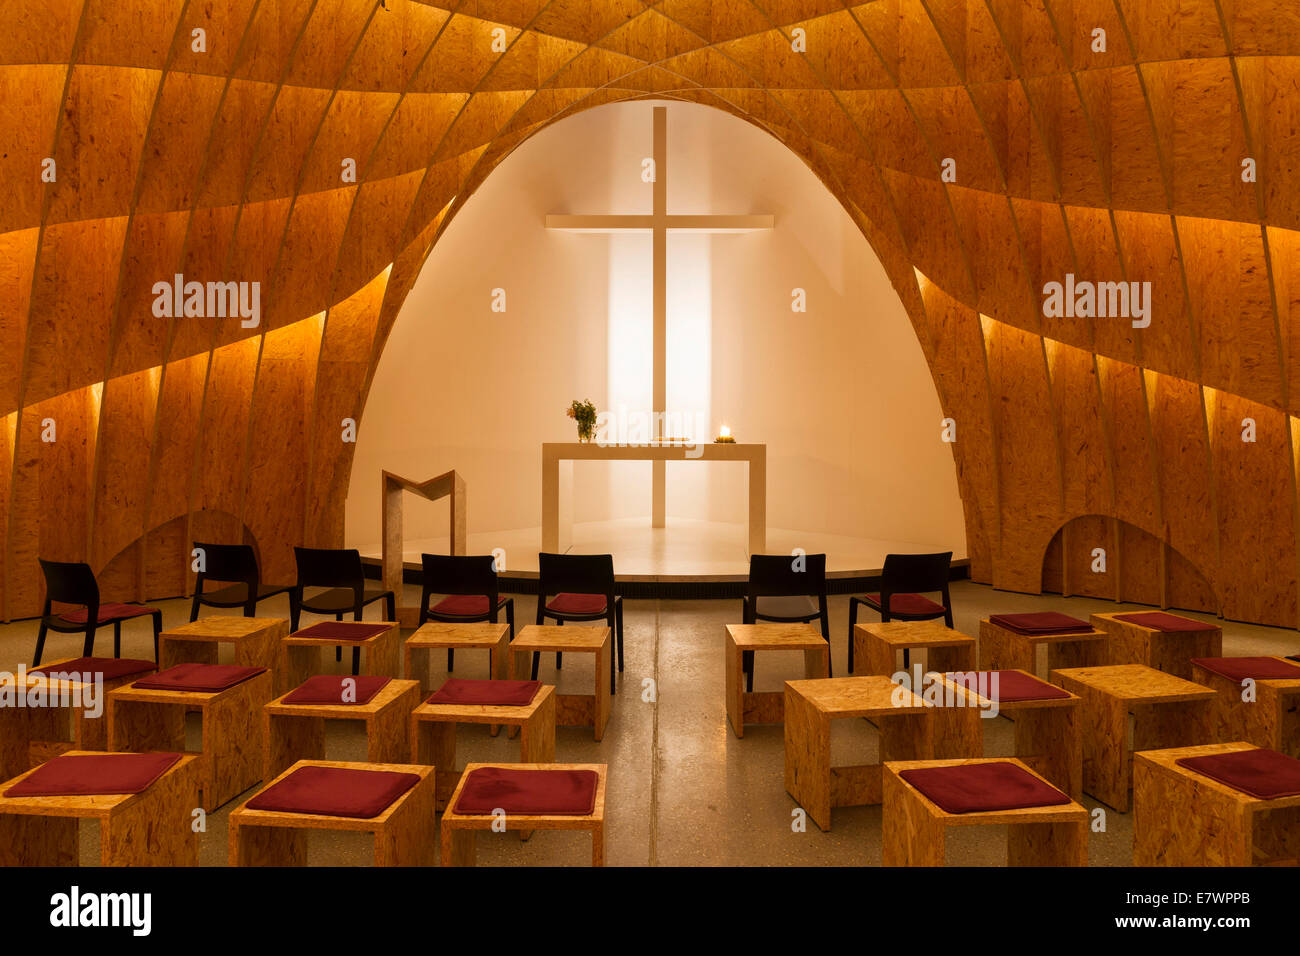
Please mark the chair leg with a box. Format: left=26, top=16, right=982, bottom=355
left=744, top=649, right=754, bottom=693
left=610, top=638, right=616, bottom=695
left=33, top=623, right=48, bottom=667
left=847, top=599, right=858, bottom=673
left=82, top=625, right=96, bottom=658
left=820, top=610, right=831, bottom=678
left=113, top=621, right=122, bottom=659
left=530, top=651, right=540, bottom=681
left=352, top=646, right=361, bottom=676
left=447, top=648, right=455, bottom=672
left=506, top=601, right=515, bottom=640
left=556, top=652, right=563, bottom=669
left=336, top=612, right=343, bottom=662
left=152, top=611, right=162, bottom=663
left=189, top=592, right=201, bottom=623
left=385, top=593, right=396, bottom=621
left=615, top=603, right=624, bottom=672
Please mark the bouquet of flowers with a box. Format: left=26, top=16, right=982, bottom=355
left=566, top=399, right=598, bottom=442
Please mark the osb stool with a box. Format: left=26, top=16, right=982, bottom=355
left=410, top=679, right=556, bottom=810
left=107, top=663, right=272, bottom=810
left=263, top=675, right=421, bottom=780
left=1090, top=611, right=1221, bottom=680
left=784, top=675, right=932, bottom=830
left=0, top=751, right=200, bottom=866
left=280, top=621, right=402, bottom=694
left=854, top=620, right=975, bottom=679
left=509, top=625, right=612, bottom=741
left=882, top=757, right=1088, bottom=866
left=405, top=622, right=510, bottom=693
left=159, top=616, right=288, bottom=682
left=1050, top=663, right=1215, bottom=811
left=441, top=763, right=606, bottom=867
left=979, top=613, right=1106, bottom=678
left=930, top=670, right=1083, bottom=799
left=1190, top=656, right=1300, bottom=757
left=1133, top=743, right=1300, bottom=866
left=228, top=759, right=436, bottom=866
left=725, top=623, right=830, bottom=738
left=0, top=656, right=155, bottom=781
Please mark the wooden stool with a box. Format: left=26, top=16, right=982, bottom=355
left=280, top=622, right=402, bottom=694
left=405, top=622, right=509, bottom=693
left=784, top=676, right=932, bottom=830
left=1051, top=663, right=1214, bottom=811
left=1191, top=657, right=1300, bottom=757
left=228, top=759, right=436, bottom=866
left=1134, top=743, right=1300, bottom=866
left=263, top=678, right=421, bottom=780
left=108, top=670, right=272, bottom=810
left=411, top=684, right=556, bottom=810
left=1090, top=611, right=1222, bottom=680
left=930, top=670, right=1083, bottom=798
left=0, top=751, right=200, bottom=866
left=978, top=618, right=1106, bottom=678
left=854, top=620, right=975, bottom=678
left=0, top=658, right=155, bottom=780
left=159, top=616, right=288, bottom=682
left=725, top=624, right=829, bottom=738
left=509, top=625, right=611, bottom=740
left=883, top=757, right=1088, bottom=866
left=441, top=762, right=606, bottom=866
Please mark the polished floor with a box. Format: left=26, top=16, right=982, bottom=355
left=1, top=582, right=1295, bottom=867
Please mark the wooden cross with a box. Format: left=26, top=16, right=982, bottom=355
left=546, top=105, right=773, bottom=528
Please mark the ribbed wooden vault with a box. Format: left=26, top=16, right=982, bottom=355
left=1, top=0, right=1298, bottom=626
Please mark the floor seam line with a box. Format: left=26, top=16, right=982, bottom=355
left=648, top=597, right=661, bottom=866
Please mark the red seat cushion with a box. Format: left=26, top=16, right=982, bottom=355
left=453, top=767, right=599, bottom=816
left=899, top=761, right=1073, bottom=813
left=131, top=663, right=266, bottom=692
left=428, top=679, right=541, bottom=706
left=1176, top=748, right=1300, bottom=800
left=864, top=593, right=946, bottom=616
left=1192, top=657, right=1300, bottom=683
left=944, top=670, right=1071, bottom=703
left=988, top=612, right=1092, bottom=635
left=293, top=621, right=392, bottom=641
left=1114, top=611, right=1217, bottom=632
left=57, top=602, right=157, bottom=625
left=245, top=765, right=420, bottom=819
left=4, top=752, right=182, bottom=797
left=30, top=657, right=156, bottom=682
left=281, top=675, right=391, bottom=705
left=429, top=595, right=507, bottom=617
left=546, top=592, right=607, bottom=615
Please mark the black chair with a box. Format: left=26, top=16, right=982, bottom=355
left=34, top=559, right=162, bottom=666
left=189, top=542, right=293, bottom=621
left=291, top=547, right=396, bottom=675
left=741, top=553, right=831, bottom=690
left=418, top=553, right=515, bottom=671
left=534, top=552, right=622, bottom=694
left=848, top=551, right=954, bottom=672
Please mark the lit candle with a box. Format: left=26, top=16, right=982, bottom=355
left=719, top=424, right=731, bottom=439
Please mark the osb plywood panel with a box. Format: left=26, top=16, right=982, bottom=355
left=0, top=0, right=1297, bottom=629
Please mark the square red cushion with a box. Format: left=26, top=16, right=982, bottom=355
left=30, top=657, right=156, bottom=682
left=57, top=603, right=157, bottom=625
left=453, top=767, right=598, bottom=816
left=899, top=762, right=1072, bottom=813
left=546, top=593, right=607, bottom=615
left=430, top=595, right=506, bottom=617
left=1177, top=749, right=1300, bottom=800
left=131, top=663, right=265, bottom=692
left=944, top=670, right=1071, bottom=703
left=281, top=675, right=391, bottom=705
left=988, top=612, right=1092, bottom=635
left=246, top=765, right=420, bottom=818
left=428, top=679, right=541, bottom=706
left=4, top=753, right=182, bottom=797
left=1114, top=611, right=1217, bottom=632
left=293, top=621, right=392, bottom=641
left=865, top=593, right=946, bottom=616
left=1192, top=657, right=1300, bottom=683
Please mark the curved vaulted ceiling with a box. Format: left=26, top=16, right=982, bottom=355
left=0, top=0, right=1297, bottom=626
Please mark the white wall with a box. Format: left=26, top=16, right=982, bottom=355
left=344, top=100, right=967, bottom=553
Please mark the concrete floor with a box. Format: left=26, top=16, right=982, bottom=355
left=2, top=581, right=1296, bottom=866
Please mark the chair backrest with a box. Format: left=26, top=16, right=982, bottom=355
left=39, top=559, right=99, bottom=610
left=537, top=552, right=615, bottom=598
left=294, top=547, right=364, bottom=590
left=880, top=552, right=953, bottom=599
left=420, top=553, right=498, bottom=598
left=747, top=553, right=827, bottom=599
left=193, top=542, right=259, bottom=588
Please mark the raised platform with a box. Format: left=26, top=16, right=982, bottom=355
left=359, top=516, right=968, bottom=599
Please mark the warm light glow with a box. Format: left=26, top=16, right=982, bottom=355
left=719, top=424, right=731, bottom=439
